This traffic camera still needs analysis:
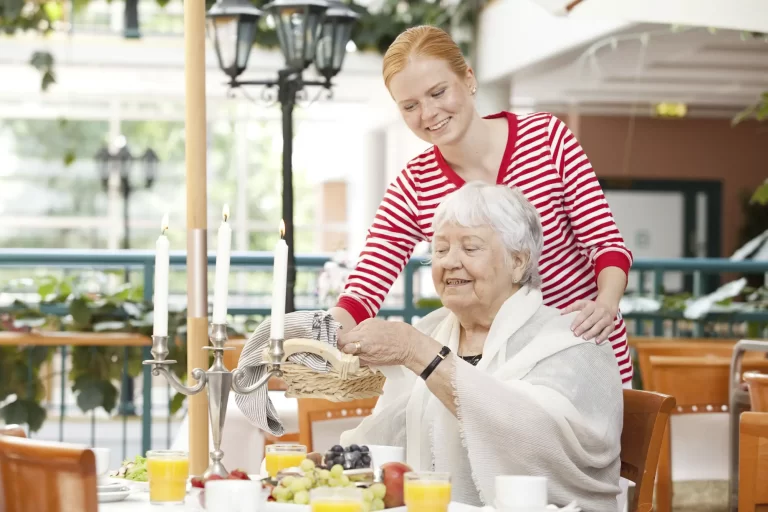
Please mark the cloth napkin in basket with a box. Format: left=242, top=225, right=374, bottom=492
left=234, top=310, right=341, bottom=436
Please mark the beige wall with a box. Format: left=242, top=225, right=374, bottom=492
left=564, top=115, right=767, bottom=256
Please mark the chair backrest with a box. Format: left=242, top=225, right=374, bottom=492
left=738, top=412, right=768, bottom=512
left=0, top=424, right=27, bottom=438
left=298, top=397, right=378, bottom=452
left=744, top=372, right=768, bottom=413
left=632, top=338, right=755, bottom=391
left=649, top=356, right=768, bottom=413
left=620, top=388, right=676, bottom=512
left=0, top=436, right=98, bottom=512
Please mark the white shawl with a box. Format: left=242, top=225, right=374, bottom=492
left=341, top=287, right=623, bottom=512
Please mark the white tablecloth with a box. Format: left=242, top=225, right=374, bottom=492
left=99, top=493, right=482, bottom=512
left=170, top=391, right=299, bottom=474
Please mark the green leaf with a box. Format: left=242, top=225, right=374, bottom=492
left=750, top=182, right=768, bottom=205
left=63, top=150, right=76, bottom=166
left=69, top=297, right=93, bottom=327
left=101, top=380, right=119, bottom=413
left=37, top=276, right=57, bottom=299
left=169, top=392, right=187, bottom=415
left=76, top=382, right=104, bottom=412
left=41, top=71, right=56, bottom=91
left=1, top=399, right=47, bottom=432
left=122, top=302, right=143, bottom=319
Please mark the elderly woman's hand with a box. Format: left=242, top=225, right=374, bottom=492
left=337, top=319, right=422, bottom=367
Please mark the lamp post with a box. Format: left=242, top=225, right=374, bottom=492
left=206, top=0, right=358, bottom=313
left=95, top=140, right=159, bottom=416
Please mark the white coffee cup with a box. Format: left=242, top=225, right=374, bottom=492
left=367, top=445, right=405, bottom=471
left=205, top=480, right=264, bottom=512
left=90, top=447, right=111, bottom=483
left=494, top=475, right=547, bottom=511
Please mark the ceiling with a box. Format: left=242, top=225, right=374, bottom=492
left=511, top=23, right=768, bottom=117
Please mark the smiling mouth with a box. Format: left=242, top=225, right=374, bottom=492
left=427, top=117, right=451, bottom=131
left=445, top=279, right=471, bottom=286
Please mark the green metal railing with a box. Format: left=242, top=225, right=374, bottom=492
left=1, top=248, right=767, bottom=459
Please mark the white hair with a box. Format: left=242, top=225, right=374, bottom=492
left=431, top=181, right=543, bottom=288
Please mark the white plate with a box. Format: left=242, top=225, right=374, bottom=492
left=97, top=482, right=130, bottom=493
left=97, top=489, right=132, bottom=503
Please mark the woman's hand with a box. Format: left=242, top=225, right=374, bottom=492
left=337, top=319, right=421, bottom=367
left=561, top=299, right=617, bottom=344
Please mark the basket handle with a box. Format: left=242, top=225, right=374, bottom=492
left=262, top=338, right=360, bottom=377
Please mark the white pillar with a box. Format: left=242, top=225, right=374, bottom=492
left=106, top=100, right=122, bottom=251
left=347, top=128, right=387, bottom=258
left=475, top=79, right=511, bottom=117
left=235, top=117, right=249, bottom=252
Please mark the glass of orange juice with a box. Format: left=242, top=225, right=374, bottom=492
left=310, top=487, right=363, bottom=512
left=404, top=471, right=452, bottom=512
left=265, top=444, right=307, bottom=478
left=146, top=450, right=189, bottom=505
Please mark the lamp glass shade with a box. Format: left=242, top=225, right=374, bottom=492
left=206, top=0, right=262, bottom=79
left=266, top=0, right=328, bottom=69
left=314, top=5, right=357, bottom=79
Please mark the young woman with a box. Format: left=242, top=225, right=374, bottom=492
left=330, top=25, right=634, bottom=385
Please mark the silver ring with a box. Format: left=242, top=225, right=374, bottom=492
left=352, top=341, right=362, bottom=355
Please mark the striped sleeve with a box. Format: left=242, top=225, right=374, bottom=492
left=336, top=168, right=426, bottom=323
left=546, top=114, right=633, bottom=278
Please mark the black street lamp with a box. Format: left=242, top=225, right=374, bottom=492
left=95, top=141, right=159, bottom=416
left=206, top=0, right=358, bottom=313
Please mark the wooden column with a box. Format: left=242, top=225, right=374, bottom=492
left=183, top=0, right=209, bottom=476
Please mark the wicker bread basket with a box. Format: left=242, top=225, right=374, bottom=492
left=262, top=338, right=386, bottom=402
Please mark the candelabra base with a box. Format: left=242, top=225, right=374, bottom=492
left=202, top=450, right=229, bottom=479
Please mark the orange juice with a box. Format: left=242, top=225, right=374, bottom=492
left=146, top=451, right=189, bottom=504
left=404, top=478, right=452, bottom=512
left=265, top=444, right=307, bottom=478
left=311, top=502, right=362, bottom=512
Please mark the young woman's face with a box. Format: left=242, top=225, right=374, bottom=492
left=388, top=57, right=476, bottom=146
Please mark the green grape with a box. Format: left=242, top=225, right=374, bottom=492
left=281, top=476, right=295, bottom=488
left=362, top=502, right=372, bottom=512
left=271, top=486, right=287, bottom=500
left=289, top=479, right=307, bottom=493
left=371, top=498, right=385, bottom=511
left=293, top=490, right=310, bottom=505
left=328, top=478, right=341, bottom=487
left=361, top=489, right=374, bottom=503
left=339, top=475, right=350, bottom=486
left=330, top=464, right=344, bottom=478
left=302, top=477, right=313, bottom=489
left=299, top=459, right=316, bottom=472
left=318, top=469, right=331, bottom=480
left=370, top=483, right=387, bottom=500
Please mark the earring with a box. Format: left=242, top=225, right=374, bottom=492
left=471, top=86, right=477, bottom=95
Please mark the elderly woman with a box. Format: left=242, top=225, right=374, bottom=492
left=336, top=182, right=624, bottom=511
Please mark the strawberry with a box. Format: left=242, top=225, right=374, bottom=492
left=228, top=469, right=250, bottom=480
left=190, top=477, right=205, bottom=489
left=206, top=474, right=224, bottom=481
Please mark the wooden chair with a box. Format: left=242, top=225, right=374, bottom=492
left=0, top=424, right=27, bottom=438
left=298, top=397, right=379, bottom=452
left=0, top=436, right=98, bottom=512
left=621, top=389, right=676, bottom=512
left=744, top=372, right=768, bottom=413
left=738, top=412, right=768, bottom=512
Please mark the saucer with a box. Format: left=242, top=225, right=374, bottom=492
left=97, top=487, right=131, bottom=503
left=97, top=482, right=129, bottom=493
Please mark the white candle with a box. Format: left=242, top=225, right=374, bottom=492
left=212, top=204, right=232, bottom=325
left=153, top=214, right=170, bottom=337
left=270, top=219, right=288, bottom=340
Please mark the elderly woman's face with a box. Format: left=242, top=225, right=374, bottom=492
left=431, top=223, right=522, bottom=314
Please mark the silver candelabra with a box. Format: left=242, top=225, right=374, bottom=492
left=143, top=323, right=285, bottom=478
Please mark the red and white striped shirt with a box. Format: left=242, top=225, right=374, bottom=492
left=337, top=112, right=634, bottom=383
